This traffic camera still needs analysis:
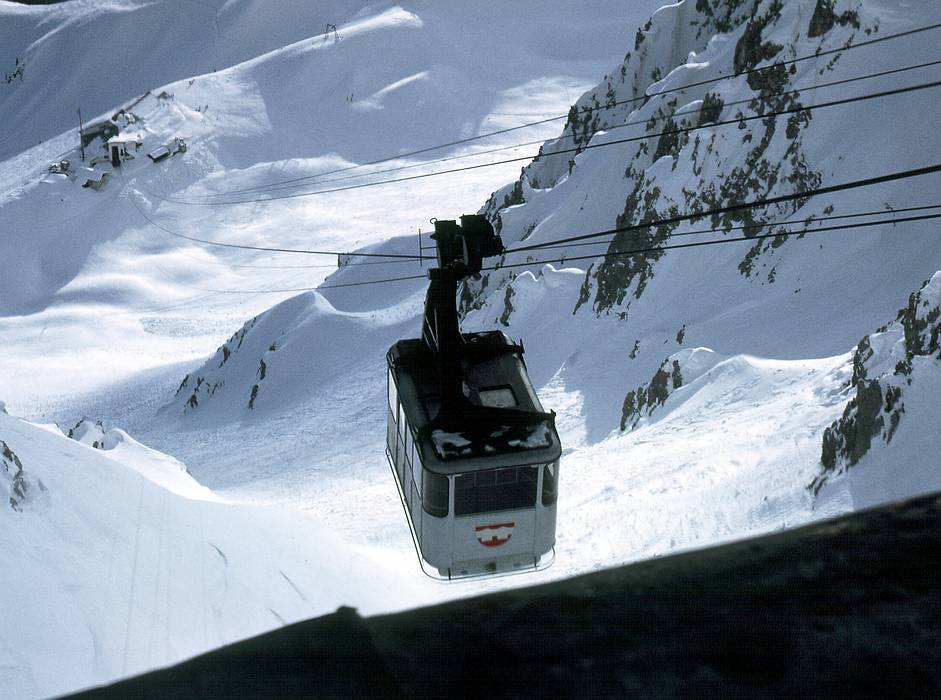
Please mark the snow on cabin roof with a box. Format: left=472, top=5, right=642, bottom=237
left=389, top=331, right=561, bottom=473
left=431, top=419, right=553, bottom=460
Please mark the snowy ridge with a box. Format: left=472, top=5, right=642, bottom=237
left=0, top=0, right=633, bottom=406
left=0, top=408, right=430, bottom=699
left=458, top=0, right=941, bottom=434
left=65, top=417, right=216, bottom=499
left=0, top=0, right=414, bottom=157
left=161, top=282, right=423, bottom=424
left=619, top=346, right=725, bottom=430
left=482, top=0, right=757, bottom=207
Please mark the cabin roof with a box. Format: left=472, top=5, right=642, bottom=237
left=388, top=331, right=561, bottom=474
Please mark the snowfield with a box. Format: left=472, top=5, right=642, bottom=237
left=0, top=409, right=432, bottom=699
left=2, top=0, right=941, bottom=697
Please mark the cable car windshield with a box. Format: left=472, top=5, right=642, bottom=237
left=454, top=465, right=539, bottom=516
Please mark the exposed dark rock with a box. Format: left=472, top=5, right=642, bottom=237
left=1, top=440, right=28, bottom=511
left=813, top=274, right=941, bottom=492
left=174, top=374, right=189, bottom=397
left=693, top=0, right=752, bottom=35
left=819, top=379, right=884, bottom=474
left=177, top=318, right=259, bottom=413
left=583, top=184, right=677, bottom=313
left=808, top=0, right=861, bottom=39
left=498, top=284, right=515, bottom=327
left=697, top=92, right=724, bottom=126
left=733, top=1, right=784, bottom=76
left=620, top=357, right=684, bottom=431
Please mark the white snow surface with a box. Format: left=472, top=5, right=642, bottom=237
left=0, top=410, right=431, bottom=699
left=1, top=0, right=941, bottom=697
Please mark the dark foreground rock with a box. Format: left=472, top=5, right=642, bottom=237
left=70, top=492, right=941, bottom=699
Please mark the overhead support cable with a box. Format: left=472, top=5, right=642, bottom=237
left=491, top=212, right=941, bottom=273
left=153, top=80, right=941, bottom=206
left=182, top=22, right=941, bottom=198
left=189, top=57, right=941, bottom=199
left=182, top=207, right=941, bottom=295
left=507, top=163, right=941, bottom=253
left=126, top=163, right=941, bottom=273
left=123, top=183, right=430, bottom=260
left=519, top=203, right=941, bottom=253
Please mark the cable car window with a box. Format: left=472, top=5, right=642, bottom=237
left=542, top=461, right=558, bottom=506
left=386, top=406, right=396, bottom=455
left=388, top=373, right=397, bottom=412
left=387, top=375, right=398, bottom=456
left=454, top=466, right=538, bottom=516
left=478, top=385, right=517, bottom=408
left=422, top=471, right=448, bottom=517
left=496, top=468, right=517, bottom=485
left=404, top=430, right=413, bottom=469
left=397, top=402, right=406, bottom=442
left=411, top=444, right=422, bottom=492
left=477, top=469, right=496, bottom=487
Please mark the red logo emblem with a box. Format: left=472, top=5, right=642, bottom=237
left=475, top=522, right=515, bottom=548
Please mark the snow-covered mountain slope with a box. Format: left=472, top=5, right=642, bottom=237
left=146, top=0, right=941, bottom=531
left=0, top=0, right=360, bottom=158
left=0, top=0, right=658, bottom=408
left=0, top=5, right=676, bottom=696
left=0, top=0, right=660, bottom=161
left=161, top=286, right=424, bottom=424
left=3, top=1, right=941, bottom=697
left=451, top=0, right=941, bottom=438
left=0, top=407, right=433, bottom=699
left=811, top=271, right=941, bottom=507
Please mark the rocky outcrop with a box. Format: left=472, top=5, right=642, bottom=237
left=811, top=272, right=941, bottom=494
left=620, top=357, right=684, bottom=431
left=173, top=317, right=281, bottom=413
left=67, top=418, right=107, bottom=449
left=620, top=347, right=723, bottom=431
left=2, top=439, right=33, bottom=511
left=465, top=0, right=872, bottom=321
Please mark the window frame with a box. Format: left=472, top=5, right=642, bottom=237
left=477, top=384, right=518, bottom=408
left=453, top=464, right=539, bottom=516
left=541, top=460, right=558, bottom=506
left=421, top=469, right=449, bottom=517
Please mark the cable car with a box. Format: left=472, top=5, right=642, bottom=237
left=386, top=215, right=561, bottom=579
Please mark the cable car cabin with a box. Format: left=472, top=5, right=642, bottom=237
left=386, top=214, right=561, bottom=579
left=386, top=331, right=560, bottom=579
